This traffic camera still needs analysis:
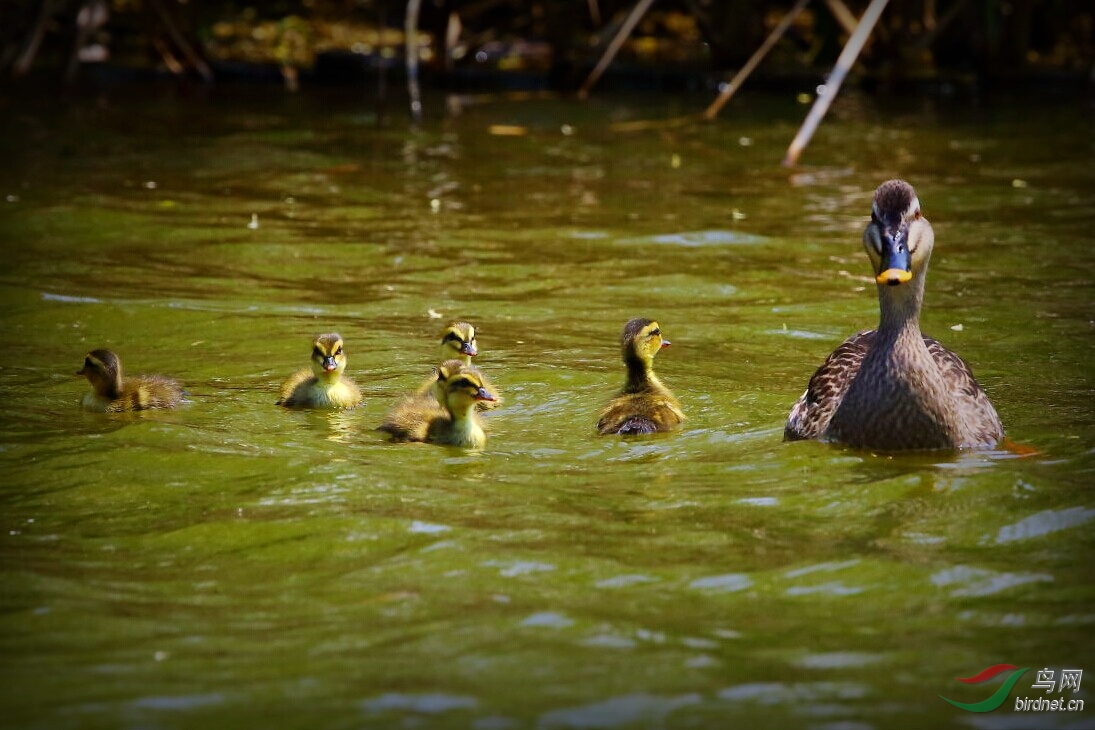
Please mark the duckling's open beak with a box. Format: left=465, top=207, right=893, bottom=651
left=875, top=226, right=913, bottom=286
left=322, top=356, right=338, bottom=372
left=460, top=341, right=478, bottom=357
left=473, top=387, right=495, bottom=402
left=660, top=338, right=672, bottom=349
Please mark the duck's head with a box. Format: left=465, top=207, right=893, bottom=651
left=310, top=333, right=347, bottom=380
left=435, top=359, right=495, bottom=412
left=622, top=317, right=670, bottom=370
left=863, top=179, right=935, bottom=288
left=439, top=322, right=478, bottom=364
left=77, top=349, right=123, bottom=397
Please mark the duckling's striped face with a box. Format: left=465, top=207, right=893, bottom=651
left=436, top=359, right=495, bottom=409
left=440, top=322, right=478, bottom=361
left=310, top=334, right=347, bottom=377
left=77, top=349, right=122, bottom=395
left=863, top=179, right=934, bottom=287
left=622, top=318, right=670, bottom=364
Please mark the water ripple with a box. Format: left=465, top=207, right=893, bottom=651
left=360, top=692, right=478, bottom=714
left=689, top=573, right=753, bottom=592
left=931, top=565, right=1053, bottom=596
left=994, top=506, right=1095, bottom=544
left=537, top=692, right=701, bottom=729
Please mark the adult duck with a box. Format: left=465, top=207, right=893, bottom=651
left=785, top=179, right=1003, bottom=450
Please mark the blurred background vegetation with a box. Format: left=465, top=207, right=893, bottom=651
left=2, top=0, right=1093, bottom=93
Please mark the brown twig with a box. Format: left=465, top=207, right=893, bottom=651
left=13, top=0, right=68, bottom=77
left=783, top=0, right=890, bottom=167
left=406, top=0, right=423, bottom=123
left=148, top=0, right=212, bottom=82
left=578, top=0, right=658, bottom=99
left=703, top=0, right=812, bottom=120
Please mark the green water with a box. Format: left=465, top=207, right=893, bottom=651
left=1, top=86, right=1093, bottom=729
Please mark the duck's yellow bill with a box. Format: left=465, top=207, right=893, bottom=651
left=876, top=268, right=913, bottom=285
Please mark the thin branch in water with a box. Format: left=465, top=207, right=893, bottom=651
left=823, top=0, right=859, bottom=36
left=783, top=0, right=890, bottom=167
left=148, top=0, right=212, bottom=82
left=405, top=0, right=423, bottom=123
left=704, top=0, right=812, bottom=120
left=588, top=0, right=602, bottom=27
left=13, top=0, right=68, bottom=77
left=578, top=0, right=658, bottom=99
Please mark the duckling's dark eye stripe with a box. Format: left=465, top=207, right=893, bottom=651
left=443, top=333, right=463, bottom=343
left=649, top=328, right=660, bottom=336
left=450, top=378, right=475, bottom=389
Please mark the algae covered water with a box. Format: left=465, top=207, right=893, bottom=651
left=0, top=86, right=1092, bottom=729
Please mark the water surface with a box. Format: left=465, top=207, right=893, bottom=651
left=1, top=86, right=1093, bottom=729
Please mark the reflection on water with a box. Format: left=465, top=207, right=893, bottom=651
left=0, top=88, right=1092, bottom=728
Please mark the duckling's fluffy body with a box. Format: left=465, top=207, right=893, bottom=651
left=380, top=360, right=495, bottom=448
left=597, top=318, right=684, bottom=435
left=278, top=333, right=362, bottom=409
left=785, top=179, right=1003, bottom=450
left=415, top=322, right=501, bottom=408
left=77, top=349, right=184, bottom=412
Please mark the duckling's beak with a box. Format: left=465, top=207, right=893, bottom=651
left=322, top=356, right=338, bottom=372
left=460, top=341, right=478, bottom=357
left=875, top=225, right=913, bottom=286
left=660, top=338, right=672, bottom=349
left=473, top=387, right=495, bottom=402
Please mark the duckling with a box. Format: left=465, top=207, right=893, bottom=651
left=415, top=321, right=501, bottom=407
left=277, top=333, right=362, bottom=409
left=597, top=318, right=685, bottom=435
left=379, top=359, right=496, bottom=448
left=784, top=179, right=1004, bottom=450
left=77, top=349, right=184, bottom=412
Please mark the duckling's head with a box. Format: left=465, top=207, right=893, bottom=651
left=621, top=318, right=670, bottom=371
left=863, top=179, right=935, bottom=288
left=310, top=333, right=347, bottom=380
left=439, top=322, right=478, bottom=364
left=77, top=349, right=123, bottom=397
left=436, top=359, right=495, bottom=412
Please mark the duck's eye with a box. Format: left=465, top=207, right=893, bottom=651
left=313, top=347, right=323, bottom=357
left=443, top=332, right=461, bottom=343
left=649, top=328, right=660, bottom=337
left=451, top=378, right=473, bottom=390
left=335, top=346, right=343, bottom=356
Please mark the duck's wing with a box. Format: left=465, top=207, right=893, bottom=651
left=378, top=393, right=445, bottom=442
left=784, top=330, right=874, bottom=441
left=277, top=369, right=314, bottom=406
left=923, top=335, right=1004, bottom=445
left=597, top=391, right=684, bottom=435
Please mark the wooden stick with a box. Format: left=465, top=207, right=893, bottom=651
left=587, top=0, right=602, bottom=26
left=12, top=0, right=67, bottom=77
left=782, top=0, right=889, bottom=167
left=823, top=0, right=858, bottom=36
left=405, top=0, right=423, bottom=123
left=703, top=0, right=811, bottom=120
left=577, top=0, right=657, bottom=99
left=148, top=0, right=212, bottom=82
left=912, top=0, right=972, bottom=51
